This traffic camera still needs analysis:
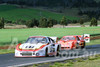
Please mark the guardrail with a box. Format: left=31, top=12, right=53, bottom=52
left=90, top=34, right=100, bottom=36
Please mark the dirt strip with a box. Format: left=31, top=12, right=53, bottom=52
left=0, top=46, right=15, bottom=49
left=91, top=36, right=100, bottom=40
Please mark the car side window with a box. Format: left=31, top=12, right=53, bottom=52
left=48, top=37, right=51, bottom=43
left=76, top=36, right=80, bottom=41
left=50, top=39, right=55, bottom=43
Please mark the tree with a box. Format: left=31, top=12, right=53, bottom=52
left=16, top=19, right=26, bottom=25
left=90, top=17, right=98, bottom=26
left=79, top=18, right=84, bottom=25
left=6, top=20, right=12, bottom=23
left=33, top=18, right=39, bottom=27
left=72, top=20, right=78, bottom=24
left=0, top=17, right=4, bottom=29
left=60, top=16, right=67, bottom=28
left=52, top=19, right=58, bottom=25
left=26, top=20, right=33, bottom=28
left=81, top=15, right=90, bottom=22
left=26, top=18, right=39, bottom=28
left=0, top=0, right=3, bottom=4
left=39, top=17, right=48, bottom=28
left=47, top=18, right=53, bottom=28
left=26, top=19, right=34, bottom=28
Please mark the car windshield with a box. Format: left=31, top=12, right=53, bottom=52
left=61, top=37, right=75, bottom=41
left=26, top=37, right=47, bottom=44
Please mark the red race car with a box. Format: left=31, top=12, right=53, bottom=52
left=58, top=35, right=85, bottom=50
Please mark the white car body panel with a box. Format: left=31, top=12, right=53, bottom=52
left=15, top=36, right=61, bottom=57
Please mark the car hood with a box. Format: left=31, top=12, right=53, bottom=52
left=59, top=41, right=73, bottom=45
left=19, top=43, right=45, bottom=50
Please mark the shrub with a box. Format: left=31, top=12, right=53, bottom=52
left=47, top=18, right=53, bottom=28
left=39, top=17, right=48, bottom=28
left=0, top=17, right=4, bottom=29
left=16, top=19, right=26, bottom=25
left=60, top=16, right=67, bottom=27
left=79, top=18, right=84, bottom=25
left=26, top=18, right=39, bottom=28
left=90, top=17, right=98, bottom=26
left=72, top=20, right=78, bottom=24
left=6, top=20, right=12, bottom=23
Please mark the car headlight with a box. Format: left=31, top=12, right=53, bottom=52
left=19, top=45, right=22, bottom=49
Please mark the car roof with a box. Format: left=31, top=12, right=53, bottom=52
left=29, top=36, right=47, bottom=38
left=63, top=35, right=77, bottom=37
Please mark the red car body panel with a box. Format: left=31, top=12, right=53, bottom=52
left=59, top=35, right=85, bottom=50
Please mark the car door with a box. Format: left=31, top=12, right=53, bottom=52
left=76, top=36, right=80, bottom=46
left=48, top=38, right=55, bottom=53
left=50, top=38, right=55, bottom=52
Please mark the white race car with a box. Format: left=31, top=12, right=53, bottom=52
left=15, top=36, right=61, bottom=57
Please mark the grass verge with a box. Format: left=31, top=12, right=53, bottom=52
left=86, top=39, right=100, bottom=45
left=30, top=55, right=100, bottom=67
left=0, top=49, right=14, bottom=54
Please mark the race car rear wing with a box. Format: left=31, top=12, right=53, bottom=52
left=50, top=37, right=58, bottom=43
left=78, top=34, right=90, bottom=43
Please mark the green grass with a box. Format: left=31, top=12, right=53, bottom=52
left=50, top=55, right=100, bottom=67
left=87, top=39, right=100, bottom=45
left=0, top=26, right=100, bottom=45
left=0, top=4, right=79, bottom=21
left=0, top=49, right=14, bottom=54
left=70, top=56, right=100, bottom=67
left=0, top=5, right=18, bottom=12
left=72, top=59, right=100, bottom=67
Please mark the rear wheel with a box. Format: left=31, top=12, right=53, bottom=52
left=81, top=42, right=85, bottom=49
left=45, top=48, right=49, bottom=57
left=75, top=42, right=79, bottom=49
left=56, top=46, right=60, bottom=56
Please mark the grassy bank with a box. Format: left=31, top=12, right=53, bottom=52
left=0, top=4, right=79, bottom=21
left=87, top=39, right=100, bottom=45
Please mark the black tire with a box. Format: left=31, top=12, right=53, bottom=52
left=56, top=46, right=59, bottom=56
left=75, top=42, right=79, bottom=49
left=45, top=48, right=49, bottom=57
left=81, top=42, right=85, bottom=49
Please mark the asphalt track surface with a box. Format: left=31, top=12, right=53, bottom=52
left=0, top=44, right=100, bottom=67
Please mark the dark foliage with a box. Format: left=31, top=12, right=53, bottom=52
left=90, top=17, right=98, bottom=26
left=0, top=17, right=4, bottom=29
